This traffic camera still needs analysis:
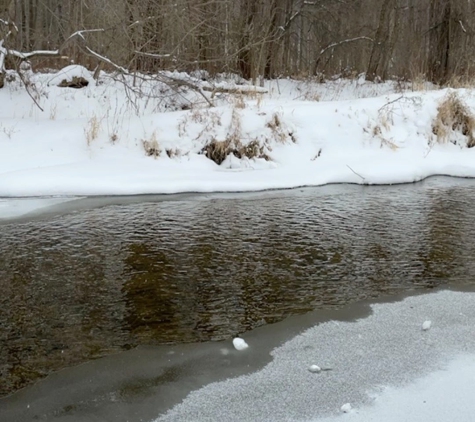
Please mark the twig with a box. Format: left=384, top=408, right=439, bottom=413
left=378, top=95, right=404, bottom=112
left=347, top=165, right=365, bottom=181
left=16, top=69, right=44, bottom=112
left=134, top=51, right=172, bottom=59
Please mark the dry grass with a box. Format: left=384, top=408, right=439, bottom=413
left=142, top=131, right=161, bottom=158
left=0, top=123, right=16, bottom=139
left=411, top=74, right=428, bottom=92
left=202, top=138, right=270, bottom=165
left=178, top=109, right=222, bottom=138
left=166, top=148, right=182, bottom=158
left=85, top=115, right=100, bottom=146
left=232, top=94, right=246, bottom=109
left=372, top=124, right=398, bottom=150
left=202, top=139, right=232, bottom=164
left=49, top=104, right=57, bottom=120
left=58, top=76, right=89, bottom=89
left=202, top=108, right=271, bottom=164
left=445, top=75, right=475, bottom=89
left=432, top=92, right=475, bottom=148
left=266, top=112, right=294, bottom=143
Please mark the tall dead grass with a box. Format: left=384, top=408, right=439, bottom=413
left=201, top=109, right=270, bottom=164
left=432, top=92, right=475, bottom=148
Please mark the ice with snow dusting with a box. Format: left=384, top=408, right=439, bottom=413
left=0, top=197, right=80, bottom=220
left=156, top=291, right=475, bottom=422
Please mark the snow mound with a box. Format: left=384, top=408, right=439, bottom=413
left=46, top=65, right=95, bottom=87
left=232, top=338, right=249, bottom=351
left=422, top=320, right=432, bottom=331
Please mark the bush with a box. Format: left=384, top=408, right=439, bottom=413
left=432, top=92, right=475, bottom=148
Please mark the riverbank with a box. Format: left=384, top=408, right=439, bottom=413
left=1, top=66, right=475, bottom=197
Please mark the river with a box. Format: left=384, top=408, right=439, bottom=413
left=1, top=177, right=475, bottom=420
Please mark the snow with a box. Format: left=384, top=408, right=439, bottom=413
left=308, top=365, right=322, bottom=373
left=0, top=67, right=474, bottom=198
left=45, top=64, right=96, bottom=86
left=422, top=320, right=432, bottom=331
left=340, top=403, right=352, bottom=414
left=318, top=355, right=475, bottom=422
left=155, top=291, right=475, bottom=422
left=233, top=338, right=249, bottom=351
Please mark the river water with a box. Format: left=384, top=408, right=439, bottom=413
left=1, top=177, right=475, bottom=400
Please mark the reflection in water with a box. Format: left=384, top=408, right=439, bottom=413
left=1, top=179, right=475, bottom=396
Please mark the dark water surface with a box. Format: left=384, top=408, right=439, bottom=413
left=2, top=177, right=475, bottom=398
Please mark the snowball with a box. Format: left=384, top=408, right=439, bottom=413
left=422, top=320, right=432, bottom=331
left=341, top=403, right=352, bottom=413
left=308, top=365, right=322, bottom=373
left=232, top=338, right=249, bottom=351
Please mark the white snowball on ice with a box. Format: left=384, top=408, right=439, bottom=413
left=422, top=320, right=432, bottom=331
left=341, top=403, right=352, bottom=413
left=308, top=364, right=322, bottom=373
left=233, top=338, right=249, bottom=351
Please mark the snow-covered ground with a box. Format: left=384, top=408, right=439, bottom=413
left=1, top=66, right=474, bottom=198
left=156, top=290, right=475, bottom=422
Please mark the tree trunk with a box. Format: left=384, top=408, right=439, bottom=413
left=367, top=0, right=395, bottom=81
left=428, top=0, right=451, bottom=84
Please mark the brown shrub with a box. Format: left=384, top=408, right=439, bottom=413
left=202, top=138, right=270, bottom=165
left=432, top=92, right=475, bottom=148
left=142, top=132, right=161, bottom=158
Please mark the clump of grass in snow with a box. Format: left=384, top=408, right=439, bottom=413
left=432, top=92, right=475, bottom=148
left=142, top=131, right=161, bottom=158
left=266, top=112, right=296, bottom=143
left=202, top=138, right=270, bottom=165
left=445, top=75, right=475, bottom=89
left=232, top=94, right=246, bottom=109
left=85, top=115, right=100, bottom=146
left=202, top=109, right=270, bottom=165
left=202, top=139, right=232, bottom=164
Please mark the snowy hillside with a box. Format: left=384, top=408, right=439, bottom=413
left=1, top=66, right=475, bottom=197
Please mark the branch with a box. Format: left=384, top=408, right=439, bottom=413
left=318, top=36, right=374, bottom=57
left=347, top=165, right=365, bottom=181
left=7, top=48, right=62, bottom=59
left=82, top=45, right=129, bottom=74
left=378, top=95, right=404, bottom=112
left=64, top=28, right=106, bottom=44
left=157, top=73, right=214, bottom=107
left=81, top=45, right=214, bottom=107
left=314, top=36, right=374, bottom=71
left=134, top=50, right=172, bottom=59
left=16, top=69, right=44, bottom=112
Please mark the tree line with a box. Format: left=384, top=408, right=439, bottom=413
left=1, top=0, right=475, bottom=84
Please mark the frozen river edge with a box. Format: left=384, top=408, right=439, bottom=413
left=156, top=288, right=475, bottom=422
left=2, top=288, right=475, bottom=422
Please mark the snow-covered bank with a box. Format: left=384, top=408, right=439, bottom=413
left=1, top=67, right=475, bottom=197
left=155, top=290, right=475, bottom=422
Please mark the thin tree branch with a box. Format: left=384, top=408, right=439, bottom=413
left=347, top=165, right=365, bottom=181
